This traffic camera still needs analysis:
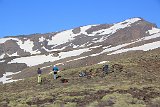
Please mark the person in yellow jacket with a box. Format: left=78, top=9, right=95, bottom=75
left=37, top=68, right=42, bottom=84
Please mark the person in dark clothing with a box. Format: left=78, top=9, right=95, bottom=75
left=37, top=68, right=42, bottom=84
left=103, top=64, right=109, bottom=74
left=52, top=65, right=59, bottom=79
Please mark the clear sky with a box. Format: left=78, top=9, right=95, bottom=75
left=0, top=0, right=160, bottom=38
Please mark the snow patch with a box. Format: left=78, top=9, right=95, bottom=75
left=79, top=41, right=91, bottom=48
left=41, top=46, right=52, bottom=52
left=90, top=53, right=101, bottom=57
left=8, top=48, right=90, bottom=66
left=148, top=28, right=160, bottom=35
left=48, top=29, right=77, bottom=46
left=98, top=61, right=109, bottom=64
left=39, top=37, right=45, bottom=42
left=0, top=54, right=5, bottom=59
left=0, top=71, right=22, bottom=84
left=108, top=41, right=160, bottom=55
left=8, top=52, right=19, bottom=57
left=16, top=39, right=40, bottom=54
left=92, top=37, right=106, bottom=43
left=90, top=41, right=138, bottom=56
left=56, top=63, right=65, bottom=65
left=0, top=60, right=5, bottom=63
left=51, top=46, right=67, bottom=51
left=89, top=45, right=102, bottom=49
left=0, top=38, right=19, bottom=44
left=143, top=32, right=160, bottom=40
left=79, top=25, right=96, bottom=35
left=101, top=42, right=133, bottom=53
left=89, top=18, right=141, bottom=37
left=92, top=38, right=98, bottom=40
left=73, top=44, right=79, bottom=48
left=41, top=65, right=52, bottom=69
left=47, top=25, right=97, bottom=46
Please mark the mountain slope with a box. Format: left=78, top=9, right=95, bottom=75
left=0, top=52, right=160, bottom=107
left=0, top=18, right=158, bottom=58
left=0, top=17, right=160, bottom=83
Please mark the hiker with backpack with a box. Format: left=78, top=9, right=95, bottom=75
left=37, top=68, right=42, bottom=84
left=52, top=65, right=59, bottom=79
left=102, top=64, right=109, bottom=74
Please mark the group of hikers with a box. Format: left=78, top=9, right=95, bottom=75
left=37, top=64, right=109, bottom=84
left=37, top=65, right=59, bottom=84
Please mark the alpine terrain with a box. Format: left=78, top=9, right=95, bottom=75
left=0, top=17, right=160, bottom=107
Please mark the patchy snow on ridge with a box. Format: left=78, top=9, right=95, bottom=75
left=73, top=44, right=80, bottom=48
left=39, top=37, right=45, bottom=42
left=90, top=53, right=101, bottom=57
left=51, top=46, right=67, bottom=51
left=92, top=36, right=106, bottom=43
left=90, top=33, right=160, bottom=57
left=47, top=25, right=97, bottom=46
left=41, top=46, right=53, bottom=52
left=8, top=52, right=19, bottom=57
left=108, top=41, right=160, bottom=55
left=8, top=48, right=90, bottom=66
left=0, top=71, right=22, bottom=84
left=0, top=60, right=5, bottom=63
left=0, top=38, right=19, bottom=44
left=0, top=38, right=40, bottom=58
left=79, top=25, right=97, bottom=35
left=0, top=54, right=5, bottom=59
left=90, top=41, right=138, bottom=56
left=148, top=27, right=160, bottom=35
left=89, top=18, right=141, bottom=37
left=143, top=32, right=160, bottom=41
left=89, top=45, right=102, bottom=49
left=16, top=39, right=41, bottom=54
left=48, top=29, right=77, bottom=46
left=101, top=42, right=133, bottom=53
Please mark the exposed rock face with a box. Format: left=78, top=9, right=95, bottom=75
left=86, top=24, right=112, bottom=34
left=0, top=44, right=4, bottom=56
left=3, top=40, right=21, bottom=55
left=0, top=63, right=27, bottom=78
left=72, top=27, right=81, bottom=34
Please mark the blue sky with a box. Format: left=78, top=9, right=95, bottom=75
left=0, top=0, right=160, bottom=38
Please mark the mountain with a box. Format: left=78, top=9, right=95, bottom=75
left=0, top=17, right=160, bottom=83
left=0, top=17, right=160, bottom=107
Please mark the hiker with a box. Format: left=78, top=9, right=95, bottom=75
left=37, top=68, right=42, bottom=84
left=102, top=64, right=109, bottom=74
left=52, top=65, right=59, bottom=79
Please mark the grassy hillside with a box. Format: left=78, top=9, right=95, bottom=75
left=0, top=52, right=160, bottom=107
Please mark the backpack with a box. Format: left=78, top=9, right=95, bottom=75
left=53, top=67, right=59, bottom=72
left=79, top=71, right=86, bottom=77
